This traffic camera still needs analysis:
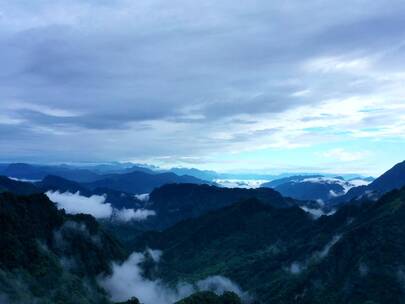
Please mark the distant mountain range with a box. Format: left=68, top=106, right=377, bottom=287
left=168, top=167, right=369, bottom=184
left=329, top=160, right=405, bottom=206
left=260, top=162, right=405, bottom=207
left=1, top=163, right=102, bottom=182
left=0, top=162, right=161, bottom=183
left=0, top=163, right=211, bottom=194
left=84, top=171, right=208, bottom=194
left=261, top=175, right=373, bottom=203
left=1, top=160, right=404, bottom=208
left=0, top=162, right=371, bottom=184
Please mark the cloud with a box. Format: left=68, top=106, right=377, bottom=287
left=46, top=191, right=155, bottom=221
left=300, top=206, right=336, bottom=219
left=99, top=250, right=248, bottom=304
left=46, top=191, right=113, bottom=219
left=114, top=208, right=156, bottom=222
left=288, top=234, right=342, bottom=274
left=214, top=179, right=268, bottom=189
left=315, top=234, right=342, bottom=259
left=359, top=263, right=369, bottom=277
left=146, top=248, right=162, bottom=263
left=304, top=55, right=372, bottom=74
left=290, top=89, right=311, bottom=97
left=349, top=179, right=372, bottom=187
left=53, top=221, right=102, bottom=256
left=322, top=148, right=367, bottom=162
left=0, top=1, right=404, bottom=174
left=8, top=177, right=40, bottom=183
left=288, top=262, right=302, bottom=275
left=134, top=193, right=150, bottom=202
left=196, top=276, right=245, bottom=296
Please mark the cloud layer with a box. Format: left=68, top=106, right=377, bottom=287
left=46, top=191, right=113, bottom=218
left=1, top=1, right=404, bottom=174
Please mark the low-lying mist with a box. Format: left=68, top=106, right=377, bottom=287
left=46, top=190, right=155, bottom=222
left=99, top=250, right=249, bottom=304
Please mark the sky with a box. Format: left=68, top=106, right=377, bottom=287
left=0, top=0, right=404, bottom=176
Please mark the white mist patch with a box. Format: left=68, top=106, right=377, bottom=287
left=349, top=179, right=372, bottom=187
left=214, top=179, right=268, bottom=189
left=53, top=221, right=102, bottom=249
left=8, top=176, right=41, bottom=183
left=359, top=263, right=369, bottom=277
left=114, top=208, right=156, bottom=222
left=99, top=252, right=172, bottom=304
left=329, top=190, right=339, bottom=197
left=288, top=262, right=302, bottom=274
left=397, top=267, right=405, bottom=289
left=135, top=193, right=150, bottom=202
left=46, top=191, right=113, bottom=219
left=146, top=248, right=162, bottom=263
left=196, top=276, right=244, bottom=296
left=314, top=234, right=342, bottom=259
left=300, top=176, right=370, bottom=196
left=99, top=251, right=249, bottom=304
left=47, top=191, right=155, bottom=222
left=287, top=234, right=342, bottom=275
left=300, top=206, right=336, bottom=219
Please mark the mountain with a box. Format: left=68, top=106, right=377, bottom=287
left=167, top=168, right=370, bottom=186
left=3, top=160, right=405, bottom=303
left=104, top=183, right=296, bottom=248
left=92, top=187, right=145, bottom=210
left=75, top=162, right=157, bottom=175
left=140, top=183, right=294, bottom=230
left=37, top=175, right=145, bottom=210
left=331, top=160, right=405, bottom=205
left=1, top=163, right=102, bottom=182
left=37, top=175, right=92, bottom=195
left=0, top=181, right=243, bottom=304
left=367, top=160, right=405, bottom=193
left=0, top=164, right=9, bottom=172
left=85, top=171, right=209, bottom=194
left=261, top=175, right=323, bottom=188
left=0, top=192, right=127, bottom=304
left=131, top=198, right=333, bottom=302
left=348, top=176, right=375, bottom=183
left=114, top=292, right=241, bottom=304
left=261, top=175, right=370, bottom=202
left=132, top=187, right=405, bottom=303
left=174, top=291, right=242, bottom=304
left=169, top=168, right=219, bottom=181
left=0, top=176, right=41, bottom=195
left=1, top=163, right=211, bottom=195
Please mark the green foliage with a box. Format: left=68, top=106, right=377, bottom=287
left=174, top=291, right=242, bottom=304
left=0, top=192, right=127, bottom=304
left=115, top=297, right=141, bottom=304
left=147, top=183, right=293, bottom=229
left=134, top=188, right=405, bottom=304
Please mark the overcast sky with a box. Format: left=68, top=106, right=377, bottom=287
left=0, top=0, right=404, bottom=175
